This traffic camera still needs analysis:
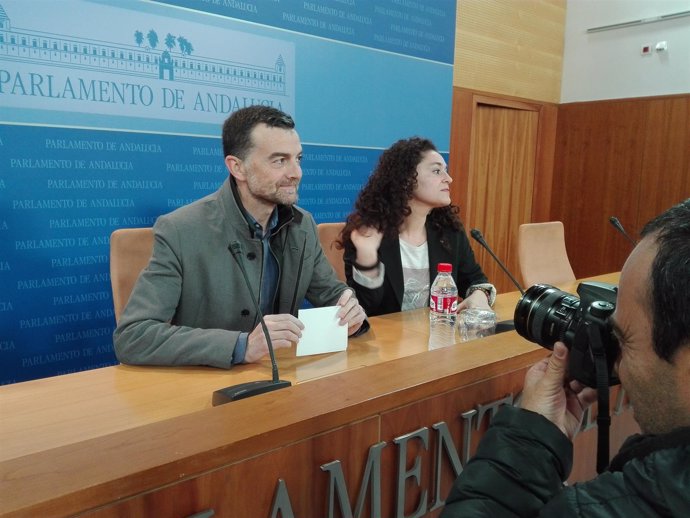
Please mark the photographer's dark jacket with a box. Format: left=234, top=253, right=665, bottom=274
left=441, top=405, right=690, bottom=517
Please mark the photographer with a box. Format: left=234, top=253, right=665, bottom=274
left=442, top=199, right=690, bottom=517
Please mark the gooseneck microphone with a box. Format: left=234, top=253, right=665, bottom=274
left=212, top=241, right=291, bottom=405
left=608, top=216, right=637, bottom=247
left=469, top=228, right=523, bottom=334
left=470, top=229, right=525, bottom=296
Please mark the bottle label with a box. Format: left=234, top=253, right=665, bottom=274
left=430, top=295, right=458, bottom=313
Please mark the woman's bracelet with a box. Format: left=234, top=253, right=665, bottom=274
left=353, top=260, right=380, bottom=271
left=466, top=286, right=493, bottom=306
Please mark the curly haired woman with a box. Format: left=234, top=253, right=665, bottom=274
left=338, top=137, right=495, bottom=317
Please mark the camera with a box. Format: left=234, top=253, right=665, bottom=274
left=514, top=281, right=620, bottom=388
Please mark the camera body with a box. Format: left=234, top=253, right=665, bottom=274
left=514, top=281, right=619, bottom=388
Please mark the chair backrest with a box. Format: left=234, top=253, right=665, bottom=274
left=110, top=227, right=154, bottom=323
left=518, top=221, right=576, bottom=288
left=317, top=222, right=346, bottom=283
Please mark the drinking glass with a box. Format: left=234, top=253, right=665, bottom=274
left=458, top=308, right=497, bottom=342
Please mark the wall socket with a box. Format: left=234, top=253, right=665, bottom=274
left=641, top=41, right=668, bottom=55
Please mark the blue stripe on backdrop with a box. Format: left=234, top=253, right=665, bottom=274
left=152, top=0, right=457, bottom=65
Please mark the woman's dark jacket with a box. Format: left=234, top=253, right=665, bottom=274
left=343, top=221, right=488, bottom=317
left=441, top=404, right=690, bottom=517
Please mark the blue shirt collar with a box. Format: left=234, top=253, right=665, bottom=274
left=242, top=207, right=278, bottom=239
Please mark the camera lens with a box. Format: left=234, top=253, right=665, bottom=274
left=514, top=284, right=580, bottom=349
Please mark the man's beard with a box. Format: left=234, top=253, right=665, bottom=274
left=247, top=176, right=299, bottom=206
left=270, top=187, right=299, bottom=206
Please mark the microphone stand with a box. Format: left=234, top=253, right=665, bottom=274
left=470, top=229, right=525, bottom=295
left=469, top=228, right=526, bottom=334
left=212, top=242, right=291, bottom=405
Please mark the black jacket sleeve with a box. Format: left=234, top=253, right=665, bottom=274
left=443, top=407, right=690, bottom=517
left=441, top=405, right=572, bottom=518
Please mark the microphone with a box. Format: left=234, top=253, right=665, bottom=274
left=470, top=229, right=525, bottom=296
left=212, top=241, right=291, bottom=405
left=469, top=228, right=523, bottom=334
left=608, top=216, right=637, bottom=247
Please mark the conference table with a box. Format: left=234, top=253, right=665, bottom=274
left=0, top=273, right=637, bottom=518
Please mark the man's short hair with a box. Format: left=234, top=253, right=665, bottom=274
left=640, top=198, right=690, bottom=362
left=222, top=106, right=295, bottom=159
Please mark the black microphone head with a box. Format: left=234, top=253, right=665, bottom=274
left=470, top=228, right=483, bottom=242
left=608, top=216, right=637, bottom=246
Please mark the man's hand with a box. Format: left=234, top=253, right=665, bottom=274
left=244, top=314, right=304, bottom=363
left=520, top=342, right=597, bottom=439
left=336, top=289, right=367, bottom=336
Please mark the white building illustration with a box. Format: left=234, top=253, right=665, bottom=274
left=0, top=3, right=286, bottom=95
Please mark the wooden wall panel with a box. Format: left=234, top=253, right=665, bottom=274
left=454, top=0, right=566, bottom=103
left=466, top=104, right=538, bottom=294
left=551, top=95, right=690, bottom=278
left=449, top=88, right=558, bottom=295
left=636, top=96, right=690, bottom=228
left=551, top=100, right=647, bottom=277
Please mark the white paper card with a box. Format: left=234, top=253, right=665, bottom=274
left=296, top=306, right=348, bottom=357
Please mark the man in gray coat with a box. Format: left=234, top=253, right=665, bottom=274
left=442, top=199, right=690, bottom=516
left=114, top=106, right=367, bottom=368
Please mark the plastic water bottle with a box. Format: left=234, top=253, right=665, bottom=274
left=429, top=263, right=459, bottom=349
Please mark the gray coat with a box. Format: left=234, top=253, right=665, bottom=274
left=113, top=178, right=348, bottom=368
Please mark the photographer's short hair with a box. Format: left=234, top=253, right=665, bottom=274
left=641, top=198, right=690, bottom=362
left=222, top=106, right=295, bottom=159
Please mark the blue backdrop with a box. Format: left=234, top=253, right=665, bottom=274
left=0, top=0, right=456, bottom=384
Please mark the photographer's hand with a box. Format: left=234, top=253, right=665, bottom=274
left=520, top=342, right=598, bottom=440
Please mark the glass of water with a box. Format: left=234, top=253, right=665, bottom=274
left=458, top=308, right=497, bottom=342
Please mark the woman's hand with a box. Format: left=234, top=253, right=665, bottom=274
left=458, top=289, right=492, bottom=311
left=351, top=226, right=383, bottom=268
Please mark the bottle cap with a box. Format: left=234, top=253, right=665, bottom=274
left=437, top=262, right=452, bottom=273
